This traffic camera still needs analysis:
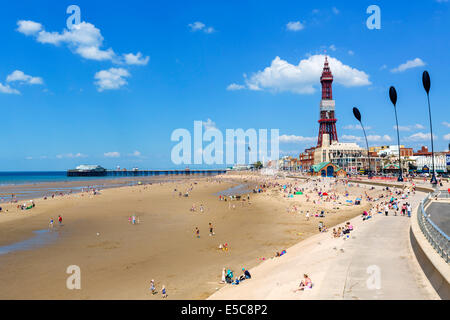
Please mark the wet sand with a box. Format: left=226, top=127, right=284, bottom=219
left=0, top=174, right=381, bottom=299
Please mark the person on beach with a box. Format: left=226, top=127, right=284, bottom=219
left=161, top=285, right=167, bottom=298
left=384, top=203, right=389, bottom=216
left=221, top=268, right=226, bottom=283
left=150, top=279, right=157, bottom=295
left=407, top=203, right=412, bottom=218
left=306, top=211, right=310, bottom=221
left=195, top=227, right=200, bottom=238
left=58, top=215, right=62, bottom=225
left=209, top=223, right=215, bottom=236
left=49, top=218, right=54, bottom=230
left=239, top=268, right=251, bottom=281
left=296, top=274, right=312, bottom=291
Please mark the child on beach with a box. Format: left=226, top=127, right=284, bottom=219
left=49, top=218, right=54, bottom=229
left=195, top=227, right=200, bottom=238
left=209, top=223, right=215, bottom=236
left=161, top=285, right=167, bottom=298
left=58, top=215, right=62, bottom=225
left=150, top=279, right=157, bottom=295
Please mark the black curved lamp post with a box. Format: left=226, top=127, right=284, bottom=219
left=389, top=86, right=404, bottom=182
left=422, top=71, right=438, bottom=186
left=352, top=107, right=372, bottom=178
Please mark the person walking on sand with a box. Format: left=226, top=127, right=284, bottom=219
left=306, top=211, right=310, bottom=221
left=407, top=203, right=412, bottom=218
left=58, top=215, right=62, bottom=225
left=150, top=279, right=157, bottom=295
left=49, top=218, right=54, bottom=230
left=161, top=285, right=167, bottom=298
left=384, top=203, right=389, bottom=216
left=195, top=227, right=200, bottom=238
left=209, top=223, right=215, bottom=236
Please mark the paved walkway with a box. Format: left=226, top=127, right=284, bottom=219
left=209, top=190, right=439, bottom=300
left=426, top=202, right=450, bottom=236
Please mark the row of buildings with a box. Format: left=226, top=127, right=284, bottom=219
left=272, top=57, right=450, bottom=176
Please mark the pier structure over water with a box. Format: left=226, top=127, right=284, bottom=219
left=67, top=168, right=227, bottom=177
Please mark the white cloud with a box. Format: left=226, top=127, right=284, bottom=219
left=204, top=26, right=215, bottom=34
left=123, top=52, right=149, bottom=66
left=343, top=124, right=372, bottom=130
left=56, top=153, right=87, bottom=159
left=0, top=83, right=20, bottom=94
left=6, top=70, right=43, bottom=85
left=341, top=134, right=392, bottom=142
left=188, top=21, right=215, bottom=33
left=131, top=150, right=141, bottom=157
left=391, top=58, right=426, bottom=73
left=442, top=121, right=450, bottom=128
left=279, top=135, right=316, bottom=143
left=227, top=83, right=245, bottom=91
left=404, top=132, right=436, bottom=142
left=394, top=124, right=425, bottom=131
left=104, top=151, right=120, bottom=158
left=286, top=21, right=304, bottom=31
left=16, top=20, right=42, bottom=35
left=94, top=68, right=130, bottom=92
left=17, top=20, right=147, bottom=66
left=444, top=133, right=450, bottom=140
left=235, top=54, right=370, bottom=94
left=367, top=135, right=392, bottom=142
left=202, top=119, right=217, bottom=131
left=189, top=21, right=205, bottom=31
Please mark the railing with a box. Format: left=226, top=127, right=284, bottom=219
left=418, top=192, right=450, bottom=263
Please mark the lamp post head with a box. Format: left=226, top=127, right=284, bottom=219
left=422, top=71, right=431, bottom=94
left=389, top=86, right=397, bottom=106
left=352, top=107, right=362, bottom=122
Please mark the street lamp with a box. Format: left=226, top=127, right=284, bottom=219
left=352, top=107, right=372, bottom=178
left=389, top=86, right=404, bottom=182
left=422, top=71, right=438, bottom=186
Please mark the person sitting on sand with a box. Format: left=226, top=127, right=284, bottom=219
left=296, top=274, right=312, bottom=291
left=232, top=277, right=240, bottom=285
left=225, top=270, right=234, bottom=283
left=239, top=268, right=251, bottom=281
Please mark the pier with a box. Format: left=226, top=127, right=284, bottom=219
left=67, top=169, right=227, bottom=177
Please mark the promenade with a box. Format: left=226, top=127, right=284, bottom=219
left=209, top=188, right=440, bottom=300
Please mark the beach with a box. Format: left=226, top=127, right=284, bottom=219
left=0, top=173, right=384, bottom=299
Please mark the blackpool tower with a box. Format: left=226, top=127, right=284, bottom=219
left=317, top=57, right=338, bottom=147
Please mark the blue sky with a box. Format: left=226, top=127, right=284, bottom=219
left=0, top=0, right=449, bottom=170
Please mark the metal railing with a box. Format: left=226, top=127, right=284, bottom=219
left=418, top=193, right=450, bottom=263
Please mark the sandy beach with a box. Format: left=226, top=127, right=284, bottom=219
left=0, top=173, right=389, bottom=299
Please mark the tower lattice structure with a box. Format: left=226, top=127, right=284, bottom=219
left=317, top=57, right=338, bottom=147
